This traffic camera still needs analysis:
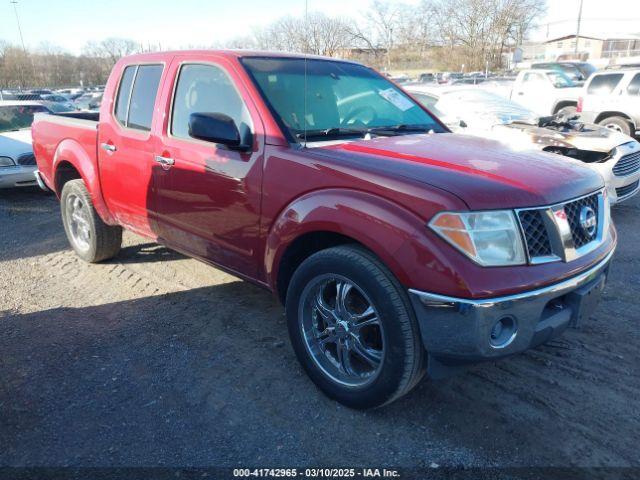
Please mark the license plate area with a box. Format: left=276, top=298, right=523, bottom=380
left=566, top=273, right=607, bottom=326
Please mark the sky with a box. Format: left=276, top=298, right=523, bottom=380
left=0, top=0, right=639, bottom=54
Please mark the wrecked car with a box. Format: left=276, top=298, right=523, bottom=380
left=406, top=86, right=640, bottom=204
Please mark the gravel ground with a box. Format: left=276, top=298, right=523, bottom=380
left=0, top=187, right=639, bottom=471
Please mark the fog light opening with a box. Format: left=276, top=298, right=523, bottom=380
left=490, top=316, right=517, bottom=349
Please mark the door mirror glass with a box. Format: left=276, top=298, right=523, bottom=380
left=188, top=112, right=250, bottom=150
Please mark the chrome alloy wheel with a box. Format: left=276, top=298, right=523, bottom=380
left=298, top=275, right=385, bottom=387
left=65, top=194, right=91, bottom=252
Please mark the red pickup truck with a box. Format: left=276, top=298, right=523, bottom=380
left=32, top=51, right=616, bottom=408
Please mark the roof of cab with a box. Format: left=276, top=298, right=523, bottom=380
left=118, top=49, right=361, bottom=65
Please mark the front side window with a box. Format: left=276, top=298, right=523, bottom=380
left=113, top=64, right=163, bottom=131
left=546, top=72, right=574, bottom=88
left=171, top=64, right=252, bottom=142
left=241, top=57, right=444, bottom=141
left=587, top=74, right=624, bottom=95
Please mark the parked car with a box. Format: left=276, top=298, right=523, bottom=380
left=406, top=86, right=640, bottom=204
left=418, top=72, right=436, bottom=83
left=40, top=94, right=77, bottom=111
left=74, top=92, right=103, bottom=111
left=507, top=69, right=582, bottom=116
left=33, top=51, right=616, bottom=409
left=0, top=101, right=50, bottom=188
left=577, top=69, right=640, bottom=138
left=532, top=62, right=597, bottom=85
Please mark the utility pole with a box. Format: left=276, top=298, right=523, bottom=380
left=10, top=0, right=27, bottom=53
left=575, top=0, right=584, bottom=57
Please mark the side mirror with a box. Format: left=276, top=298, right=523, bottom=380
left=188, top=112, right=250, bottom=151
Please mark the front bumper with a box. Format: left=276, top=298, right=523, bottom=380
left=0, top=165, right=38, bottom=188
left=408, top=249, right=614, bottom=376
left=590, top=142, right=640, bottom=204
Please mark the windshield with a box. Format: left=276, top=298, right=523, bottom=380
left=241, top=57, right=445, bottom=141
left=545, top=71, right=575, bottom=88
left=0, top=105, right=48, bottom=132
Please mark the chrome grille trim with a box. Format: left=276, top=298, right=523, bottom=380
left=613, top=150, right=640, bottom=177
left=612, top=141, right=640, bottom=177
left=515, top=190, right=607, bottom=265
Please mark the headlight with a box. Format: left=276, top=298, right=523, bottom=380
left=0, top=156, right=16, bottom=167
left=429, top=210, right=526, bottom=266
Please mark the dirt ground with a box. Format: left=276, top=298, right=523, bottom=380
left=1, top=187, right=639, bottom=471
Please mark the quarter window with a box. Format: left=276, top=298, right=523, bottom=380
left=587, top=74, right=624, bottom=95
left=171, top=64, right=252, bottom=142
left=113, top=64, right=163, bottom=131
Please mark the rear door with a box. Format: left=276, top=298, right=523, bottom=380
left=153, top=56, right=265, bottom=279
left=98, top=63, right=165, bottom=237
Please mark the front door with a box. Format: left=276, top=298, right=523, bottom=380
left=153, top=58, right=265, bottom=278
left=98, top=63, right=165, bottom=238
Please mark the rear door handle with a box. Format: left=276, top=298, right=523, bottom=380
left=101, top=143, right=117, bottom=152
left=154, top=155, right=175, bottom=167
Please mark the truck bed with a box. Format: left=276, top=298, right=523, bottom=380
left=31, top=111, right=99, bottom=191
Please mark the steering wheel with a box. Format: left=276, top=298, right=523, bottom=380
left=342, top=105, right=378, bottom=127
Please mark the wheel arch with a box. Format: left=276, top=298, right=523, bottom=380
left=265, top=188, right=443, bottom=304
left=53, top=139, right=116, bottom=225
left=594, top=111, right=635, bottom=128
left=553, top=100, right=578, bottom=114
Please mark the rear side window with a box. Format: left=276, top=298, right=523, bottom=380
left=587, top=74, right=623, bottom=95
left=627, top=74, right=640, bottom=96
left=127, top=65, right=163, bottom=131
left=113, top=64, right=163, bottom=131
left=114, top=66, right=136, bottom=124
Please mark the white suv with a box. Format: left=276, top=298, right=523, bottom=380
left=578, top=69, right=640, bottom=138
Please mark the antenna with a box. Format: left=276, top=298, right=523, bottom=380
left=303, top=0, right=308, bottom=148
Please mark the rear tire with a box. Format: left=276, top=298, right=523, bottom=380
left=60, top=179, right=122, bottom=263
left=285, top=245, right=425, bottom=409
left=598, top=116, right=632, bottom=136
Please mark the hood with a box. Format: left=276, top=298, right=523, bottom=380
left=496, top=121, right=632, bottom=153
left=316, top=133, right=603, bottom=210
left=0, top=129, right=33, bottom=160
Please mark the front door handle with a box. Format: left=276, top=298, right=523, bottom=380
left=154, top=155, right=175, bottom=167
left=101, top=143, right=117, bottom=152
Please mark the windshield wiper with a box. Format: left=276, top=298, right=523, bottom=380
left=295, top=127, right=365, bottom=140
left=366, top=124, right=433, bottom=136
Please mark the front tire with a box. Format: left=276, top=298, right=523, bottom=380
left=60, top=179, right=122, bottom=263
left=285, top=245, right=425, bottom=409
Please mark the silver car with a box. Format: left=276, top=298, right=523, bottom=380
left=406, top=86, right=640, bottom=204
left=0, top=101, right=50, bottom=188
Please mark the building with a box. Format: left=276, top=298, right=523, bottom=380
left=520, top=33, right=640, bottom=66
left=601, top=35, right=640, bottom=59
left=542, top=35, right=603, bottom=61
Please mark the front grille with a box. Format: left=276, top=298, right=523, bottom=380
left=16, top=153, right=36, bottom=166
left=616, top=180, right=640, bottom=199
left=613, top=150, right=640, bottom=177
left=517, top=191, right=602, bottom=263
left=564, top=193, right=599, bottom=249
left=518, top=210, right=552, bottom=258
